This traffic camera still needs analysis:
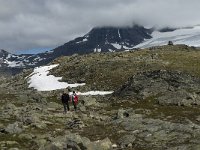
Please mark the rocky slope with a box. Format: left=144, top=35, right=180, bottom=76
left=1, top=45, right=200, bottom=149
left=50, top=44, right=200, bottom=91
left=113, top=70, right=200, bottom=106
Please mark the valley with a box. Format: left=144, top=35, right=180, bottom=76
left=1, top=45, right=200, bottom=149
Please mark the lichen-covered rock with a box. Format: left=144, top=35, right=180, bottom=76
left=113, top=70, right=200, bottom=106
left=118, top=134, right=136, bottom=148
left=18, top=133, right=35, bottom=140
left=19, top=113, right=41, bottom=125
left=112, top=109, right=200, bottom=149
left=5, top=122, right=23, bottom=134
left=39, top=131, right=112, bottom=150
left=81, top=96, right=100, bottom=107
left=66, top=117, right=85, bottom=129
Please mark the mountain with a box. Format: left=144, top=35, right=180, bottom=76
left=0, top=25, right=153, bottom=76
left=1, top=25, right=200, bottom=77
left=0, top=49, right=53, bottom=76
left=36, top=25, right=152, bottom=65
left=0, top=49, right=54, bottom=68
left=51, top=25, right=152, bottom=56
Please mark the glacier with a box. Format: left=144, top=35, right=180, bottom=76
left=134, top=26, right=200, bottom=48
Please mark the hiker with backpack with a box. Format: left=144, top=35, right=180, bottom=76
left=71, top=91, right=78, bottom=111
left=61, top=90, right=70, bottom=114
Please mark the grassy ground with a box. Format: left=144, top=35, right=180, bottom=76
left=51, top=45, right=200, bottom=91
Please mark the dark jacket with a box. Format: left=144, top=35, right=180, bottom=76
left=61, top=93, right=70, bottom=104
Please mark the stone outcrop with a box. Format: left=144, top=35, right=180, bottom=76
left=39, top=131, right=112, bottom=150
left=113, top=70, right=200, bottom=106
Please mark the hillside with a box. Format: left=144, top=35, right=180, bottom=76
left=1, top=45, right=200, bottom=150
left=51, top=44, right=200, bottom=91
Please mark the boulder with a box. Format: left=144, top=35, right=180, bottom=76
left=116, top=108, right=133, bottom=119
left=66, top=118, right=85, bottom=129
left=92, top=137, right=112, bottom=150
left=18, top=133, right=35, bottom=140
left=196, top=116, right=200, bottom=122
left=0, top=123, right=4, bottom=131
left=18, top=94, right=29, bottom=102
left=19, top=113, right=41, bottom=125
left=32, top=122, right=47, bottom=129
left=39, top=131, right=112, bottom=150
left=158, top=90, right=200, bottom=106
left=3, top=103, right=17, bottom=110
left=168, top=41, right=174, bottom=45
left=8, top=148, right=19, bottom=150
left=118, top=134, right=136, bottom=148
left=79, top=105, right=86, bottom=112
left=5, top=122, right=23, bottom=134
left=2, top=103, right=17, bottom=118
left=81, top=96, right=100, bottom=107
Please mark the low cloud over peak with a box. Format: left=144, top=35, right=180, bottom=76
left=0, top=0, right=199, bottom=53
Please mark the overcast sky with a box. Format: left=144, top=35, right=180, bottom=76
left=0, top=0, right=200, bottom=53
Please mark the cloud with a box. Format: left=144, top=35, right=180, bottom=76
left=0, top=0, right=199, bottom=53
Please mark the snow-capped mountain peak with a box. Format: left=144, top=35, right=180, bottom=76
left=52, top=25, right=152, bottom=57
left=0, top=50, right=49, bottom=69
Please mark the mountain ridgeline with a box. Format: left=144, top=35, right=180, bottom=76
left=0, top=25, right=152, bottom=76
left=53, top=25, right=152, bottom=55
left=3, top=24, right=200, bottom=77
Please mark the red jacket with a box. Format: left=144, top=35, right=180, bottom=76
left=71, top=94, right=78, bottom=104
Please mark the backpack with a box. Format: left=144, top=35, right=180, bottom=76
left=73, top=95, right=78, bottom=105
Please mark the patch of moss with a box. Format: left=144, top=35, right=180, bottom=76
left=0, top=94, right=24, bottom=107
left=108, top=96, right=200, bottom=124
left=0, top=134, right=38, bottom=150
left=47, top=95, right=60, bottom=104
left=80, top=121, right=124, bottom=143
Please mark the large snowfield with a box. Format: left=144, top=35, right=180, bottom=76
left=135, top=26, right=200, bottom=48
left=27, top=64, right=113, bottom=95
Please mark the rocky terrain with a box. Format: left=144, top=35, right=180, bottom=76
left=1, top=45, right=200, bottom=150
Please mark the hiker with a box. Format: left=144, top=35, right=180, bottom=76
left=61, top=90, right=70, bottom=113
left=71, top=91, right=78, bottom=111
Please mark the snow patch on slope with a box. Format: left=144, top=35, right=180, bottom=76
left=76, top=38, right=88, bottom=44
left=27, top=64, right=113, bottom=95
left=77, top=91, right=114, bottom=95
left=4, top=59, right=25, bottom=67
left=28, top=64, right=85, bottom=91
left=94, top=48, right=101, bottom=52
left=112, top=43, right=122, bottom=49
left=118, top=29, right=121, bottom=39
